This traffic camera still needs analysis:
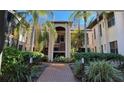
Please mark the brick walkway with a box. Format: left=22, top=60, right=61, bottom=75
left=37, top=63, right=76, bottom=82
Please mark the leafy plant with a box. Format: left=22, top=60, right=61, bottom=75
left=73, top=61, right=84, bottom=80
left=85, top=60, right=123, bottom=82
left=22, top=51, right=44, bottom=63
left=54, top=56, right=65, bottom=62
left=31, top=65, right=42, bottom=81
left=41, top=55, right=48, bottom=62
left=53, top=56, right=73, bottom=63
left=73, top=52, right=124, bottom=64
left=0, top=47, right=31, bottom=82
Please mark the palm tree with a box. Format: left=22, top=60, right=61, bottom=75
left=71, top=29, right=84, bottom=52
left=29, top=10, right=53, bottom=52
left=42, top=22, right=57, bottom=61
left=28, top=11, right=54, bottom=63
left=70, top=11, right=92, bottom=52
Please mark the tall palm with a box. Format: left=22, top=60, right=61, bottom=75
left=29, top=10, right=53, bottom=52
left=70, top=11, right=92, bottom=52
left=43, top=22, right=57, bottom=61
left=71, top=29, right=84, bottom=51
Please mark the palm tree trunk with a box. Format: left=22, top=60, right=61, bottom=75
left=30, top=26, right=35, bottom=51
left=84, top=18, right=88, bottom=52
left=30, top=26, right=35, bottom=63
left=48, top=30, right=53, bottom=62
left=0, top=10, right=8, bottom=71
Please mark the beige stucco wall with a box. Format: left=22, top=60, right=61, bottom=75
left=88, top=12, right=124, bottom=55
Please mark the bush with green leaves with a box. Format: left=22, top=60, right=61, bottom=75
left=85, top=60, right=123, bottom=82
left=73, top=52, right=124, bottom=64
left=53, top=56, right=73, bottom=63
left=31, top=65, right=42, bottom=81
left=73, top=61, right=84, bottom=80
left=1, top=47, right=31, bottom=82
left=22, top=51, right=44, bottom=63
left=54, top=56, right=65, bottom=62
left=41, top=55, right=48, bottom=62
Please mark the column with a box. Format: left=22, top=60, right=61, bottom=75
left=65, top=24, right=71, bottom=58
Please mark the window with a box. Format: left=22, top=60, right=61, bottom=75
left=94, top=28, right=96, bottom=39
left=110, top=41, right=118, bottom=54
left=101, top=45, right=103, bottom=53
left=56, top=36, right=60, bottom=43
left=87, top=33, right=89, bottom=45
left=92, top=34, right=93, bottom=44
left=99, top=24, right=102, bottom=36
left=95, top=47, right=97, bottom=52
left=107, top=13, right=115, bottom=28
left=60, top=35, right=64, bottom=42
left=54, top=47, right=59, bottom=51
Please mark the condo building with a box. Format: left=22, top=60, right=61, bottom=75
left=87, top=11, right=124, bottom=55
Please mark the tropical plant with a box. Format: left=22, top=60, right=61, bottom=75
left=31, top=65, right=42, bottom=81
left=54, top=56, right=73, bottom=63
left=73, top=60, right=84, bottom=80
left=71, top=29, right=84, bottom=51
left=22, top=51, right=44, bottom=63
left=70, top=11, right=93, bottom=52
left=43, top=21, right=58, bottom=61
left=85, top=60, right=123, bottom=82
left=1, top=47, right=31, bottom=82
left=41, top=55, right=48, bottom=62
left=73, top=52, right=124, bottom=72
left=28, top=10, right=53, bottom=52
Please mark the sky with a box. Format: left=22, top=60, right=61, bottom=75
left=53, top=10, right=73, bottom=21
left=25, top=10, right=97, bottom=27
left=53, top=10, right=97, bottom=27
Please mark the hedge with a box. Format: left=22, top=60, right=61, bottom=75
left=73, top=52, right=124, bottom=63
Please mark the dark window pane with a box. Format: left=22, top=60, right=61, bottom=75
left=109, top=41, right=118, bottom=54
left=94, top=29, right=96, bottom=39
left=99, top=24, right=102, bottom=36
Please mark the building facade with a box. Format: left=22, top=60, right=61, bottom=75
left=48, top=21, right=71, bottom=61
left=87, top=11, right=124, bottom=55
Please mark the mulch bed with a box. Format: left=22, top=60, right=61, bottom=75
left=31, top=63, right=49, bottom=82
left=69, top=63, right=83, bottom=82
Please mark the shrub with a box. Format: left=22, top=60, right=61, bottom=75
left=22, top=51, right=44, bottom=63
left=1, top=62, right=31, bottom=82
left=85, top=60, right=123, bottom=82
left=54, top=56, right=65, bottom=62
left=31, top=65, right=42, bottom=81
left=73, top=61, right=84, bottom=80
left=1, top=47, right=31, bottom=82
left=53, top=56, right=73, bottom=63
left=41, top=55, right=48, bottom=62
left=2, top=47, right=24, bottom=64
left=73, top=52, right=124, bottom=64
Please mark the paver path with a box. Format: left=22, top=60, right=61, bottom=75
left=37, top=63, right=76, bottom=82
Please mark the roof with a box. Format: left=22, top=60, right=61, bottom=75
left=87, top=12, right=114, bottom=29
left=87, top=13, right=103, bottom=29
left=51, top=21, right=72, bottom=24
